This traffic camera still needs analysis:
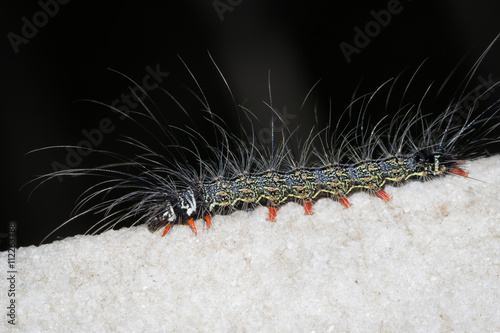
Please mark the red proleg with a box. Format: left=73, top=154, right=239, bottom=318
left=303, top=202, right=314, bottom=215
left=162, top=224, right=171, bottom=237
left=339, top=197, right=352, bottom=208
left=450, top=167, right=469, bottom=177
left=204, top=215, right=212, bottom=229
left=267, top=206, right=279, bottom=222
left=375, top=189, right=392, bottom=202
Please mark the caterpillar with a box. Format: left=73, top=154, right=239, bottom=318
left=32, top=36, right=500, bottom=243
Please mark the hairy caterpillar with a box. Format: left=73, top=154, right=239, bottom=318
left=32, top=36, right=500, bottom=244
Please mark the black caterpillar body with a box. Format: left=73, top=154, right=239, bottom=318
left=149, top=151, right=464, bottom=236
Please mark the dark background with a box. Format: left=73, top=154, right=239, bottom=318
left=1, top=0, right=500, bottom=248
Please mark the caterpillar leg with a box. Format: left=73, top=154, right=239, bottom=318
left=204, top=215, right=212, bottom=229
left=154, top=214, right=172, bottom=237
left=187, top=218, right=197, bottom=235
left=161, top=218, right=198, bottom=236
left=162, top=224, right=171, bottom=237
left=374, top=189, right=392, bottom=202
left=303, top=201, right=314, bottom=215
left=338, top=197, right=352, bottom=209
left=267, top=206, right=279, bottom=222
left=449, top=167, right=469, bottom=177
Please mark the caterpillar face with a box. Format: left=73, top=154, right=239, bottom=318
left=148, top=202, right=176, bottom=232
left=148, top=189, right=200, bottom=232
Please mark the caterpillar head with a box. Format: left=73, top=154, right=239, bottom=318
left=148, top=202, right=177, bottom=232
left=414, top=149, right=459, bottom=177
left=147, top=189, right=198, bottom=232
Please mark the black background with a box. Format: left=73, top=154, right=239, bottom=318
left=1, top=0, right=500, bottom=248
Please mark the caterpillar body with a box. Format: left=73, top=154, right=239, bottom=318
left=35, top=36, right=500, bottom=243
left=150, top=153, right=467, bottom=236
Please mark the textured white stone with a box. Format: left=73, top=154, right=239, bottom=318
left=1, top=156, right=499, bottom=332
